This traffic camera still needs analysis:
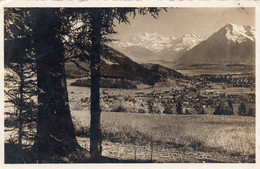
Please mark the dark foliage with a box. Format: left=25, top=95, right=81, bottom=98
left=4, top=8, right=38, bottom=149
left=238, top=102, right=247, bottom=116
left=247, top=108, right=255, bottom=117
left=71, top=78, right=137, bottom=89
left=176, top=101, right=183, bottom=115
left=198, top=108, right=206, bottom=115
left=213, top=100, right=234, bottom=115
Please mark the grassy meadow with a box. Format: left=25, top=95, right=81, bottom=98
left=71, top=110, right=255, bottom=162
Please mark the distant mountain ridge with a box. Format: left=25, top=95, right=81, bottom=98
left=174, top=24, right=255, bottom=67
left=111, top=32, right=204, bottom=66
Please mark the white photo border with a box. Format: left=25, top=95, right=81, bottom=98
left=0, top=1, right=259, bottom=169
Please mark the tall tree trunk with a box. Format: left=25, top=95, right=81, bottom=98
left=89, top=9, right=103, bottom=159
left=18, top=63, right=24, bottom=148
left=35, top=46, right=78, bottom=156
left=32, top=9, right=79, bottom=157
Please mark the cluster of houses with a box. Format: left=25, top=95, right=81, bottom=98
left=79, top=74, right=255, bottom=115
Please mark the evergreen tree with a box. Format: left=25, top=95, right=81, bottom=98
left=4, top=8, right=38, bottom=149
left=238, top=102, right=247, bottom=116
left=176, top=101, right=183, bottom=115
left=5, top=7, right=165, bottom=161
left=30, top=8, right=81, bottom=157
left=75, top=8, right=164, bottom=159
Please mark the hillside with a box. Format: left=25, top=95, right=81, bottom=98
left=116, top=46, right=156, bottom=64
left=65, top=46, right=183, bottom=85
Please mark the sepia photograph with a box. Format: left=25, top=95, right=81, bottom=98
left=2, top=1, right=258, bottom=167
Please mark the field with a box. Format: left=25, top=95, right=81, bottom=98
left=68, top=84, right=255, bottom=163
left=71, top=111, right=255, bottom=163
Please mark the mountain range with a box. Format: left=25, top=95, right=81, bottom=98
left=111, top=33, right=204, bottom=66
left=111, top=23, right=255, bottom=71
left=174, top=24, right=255, bottom=68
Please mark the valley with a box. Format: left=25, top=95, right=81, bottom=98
left=62, top=22, right=256, bottom=162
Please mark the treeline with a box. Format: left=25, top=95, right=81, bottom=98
left=175, top=100, right=255, bottom=116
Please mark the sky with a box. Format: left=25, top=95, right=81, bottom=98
left=113, top=7, right=255, bottom=41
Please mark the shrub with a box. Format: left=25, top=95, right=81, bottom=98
left=213, top=100, right=234, bottom=115
left=112, top=105, right=126, bottom=112
left=176, top=101, right=183, bottom=115
left=162, top=100, right=174, bottom=114
left=163, top=105, right=174, bottom=114
left=248, top=108, right=255, bottom=117
left=138, top=109, right=146, bottom=114
left=198, top=108, right=206, bottom=115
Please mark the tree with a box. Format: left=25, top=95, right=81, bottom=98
left=176, top=101, right=183, bottom=114
left=5, top=7, right=165, bottom=161
left=238, top=102, right=247, bottom=116
left=30, top=8, right=81, bottom=157
left=213, top=100, right=234, bottom=115
left=88, top=9, right=103, bottom=159
left=4, top=8, right=38, bottom=150
left=74, top=8, right=164, bottom=159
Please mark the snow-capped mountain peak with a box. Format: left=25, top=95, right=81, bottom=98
left=112, top=32, right=204, bottom=53
left=130, top=32, right=176, bottom=52
left=162, top=33, right=204, bottom=53
left=112, top=32, right=176, bottom=52
left=224, top=23, right=255, bottom=43
left=178, top=34, right=204, bottom=50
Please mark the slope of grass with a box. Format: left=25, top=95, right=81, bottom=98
left=72, top=111, right=255, bottom=157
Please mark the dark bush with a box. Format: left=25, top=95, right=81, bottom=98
left=213, top=100, right=234, bottom=115
left=112, top=105, right=126, bottom=112
left=238, top=102, right=247, bottom=116
left=248, top=108, right=255, bottom=117
left=138, top=109, right=146, bottom=114
left=198, top=108, right=206, bottom=115
left=163, top=106, right=174, bottom=114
